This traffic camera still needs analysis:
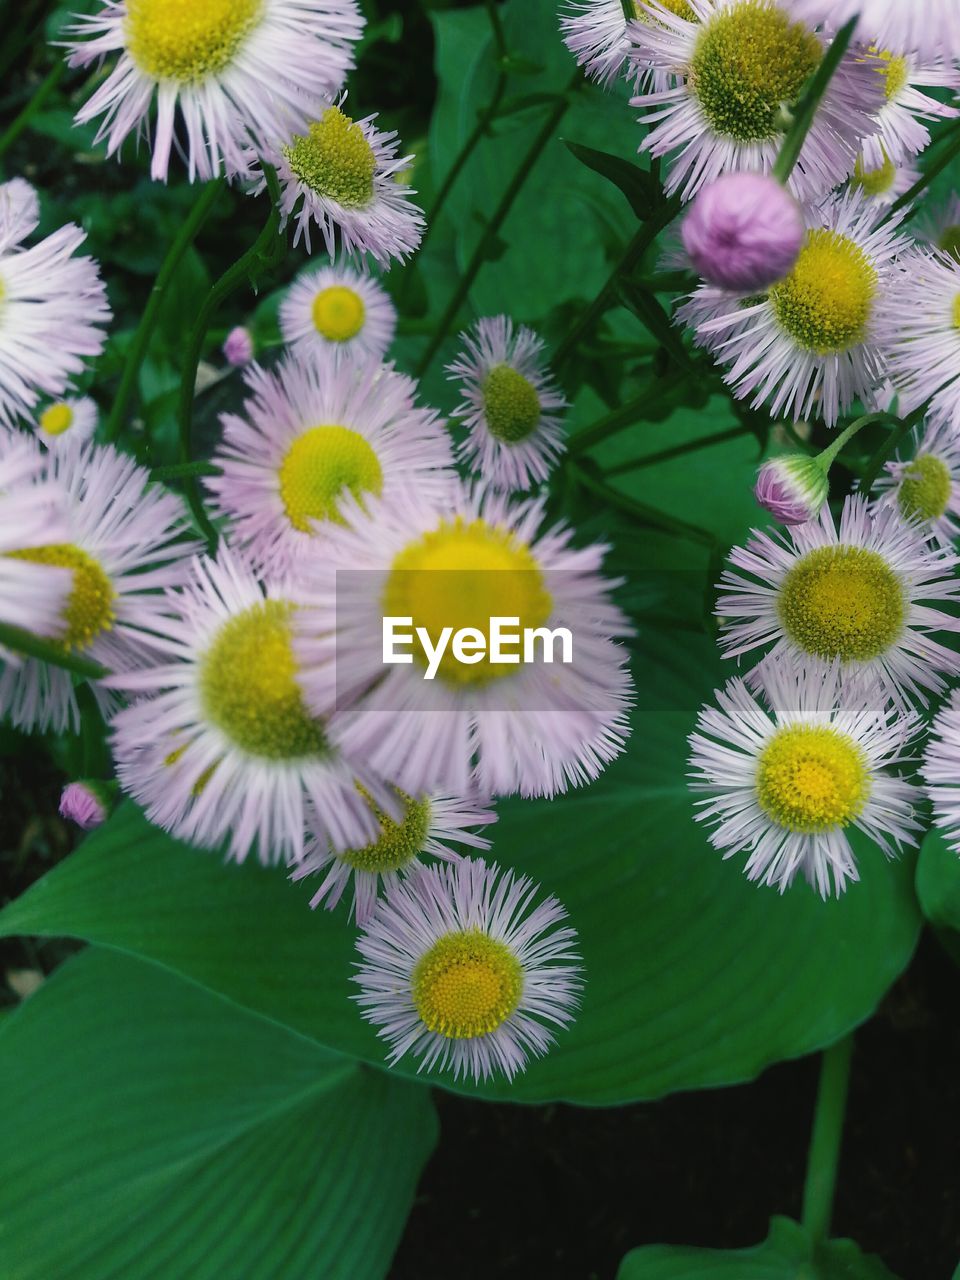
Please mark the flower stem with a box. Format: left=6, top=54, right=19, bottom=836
left=859, top=404, right=928, bottom=496
left=772, top=15, right=858, bottom=185
left=601, top=423, right=752, bottom=476
left=103, top=179, right=223, bottom=444
left=150, top=460, right=222, bottom=482
left=815, top=411, right=899, bottom=472
left=569, top=460, right=715, bottom=547
left=801, top=1035, right=854, bottom=1244
left=0, top=61, right=65, bottom=162
left=567, top=367, right=688, bottom=456
left=887, top=120, right=960, bottom=221
left=0, top=622, right=108, bottom=680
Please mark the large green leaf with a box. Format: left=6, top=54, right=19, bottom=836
left=0, top=947, right=436, bottom=1280
left=0, top=630, right=922, bottom=1106
left=916, top=827, right=960, bottom=964
left=617, top=1218, right=900, bottom=1279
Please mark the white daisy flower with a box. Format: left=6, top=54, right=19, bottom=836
left=297, top=482, right=634, bottom=800
left=0, top=188, right=110, bottom=427
left=0, top=441, right=196, bottom=733
left=922, top=689, right=960, bottom=855
left=689, top=657, right=922, bottom=897
left=872, top=420, right=960, bottom=548
left=915, top=193, right=960, bottom=263
left=716, top=493, right=960, bottom=704
left=353, top=857, right=583, bottom=1082
left=678, top=190, right=911, bottom=426
left=291, top=789, right=496, bottom=924
left=446, top=316, right=568, bottom=493
left=561, top=0, right=698, bottom=88
left=65, top=0, right=364, bottom=183
left=787, top=0, right=960, bottom=62
left=108, top=548, right=393, bottom=865
left=849, top=149, right=920, bottom=207
left=34, top=396, right=98, bottom=449
left=879, top=247, right=960, bottom=430
left=629, top=0, right=885, bottom=204
left=856, top=47, right=960, bottom=171
left=206, top=349, right=454, bottom=576
left=278, top=262, right=396, bottom=363
left=273, top=101, right=424, bottom=266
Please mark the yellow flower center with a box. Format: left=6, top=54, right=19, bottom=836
left=278, top=425, right=384, bottom=533
left=199, top=600, right=327, bottom=759
left=778, top=545, right=905, bottom=663
left=756, top=724, right=870, bottom=833
left=282, top=107, right=376, bottom=209
left=770, top=229, right=878, bottom=355
left=636, top=0, right=697, bottom=21
left=952, top=292, right=960, bottom=330
left=312, top=286, right=366, bottom=342
left=482, top=365, right=541, bottom=444
left=39, top=403, right=75, bottom=437
left=938, top=224, right=960, bottom=263
left=691, top=1, right=821, bottom=143
left=854, top=152, right=896, bottom=197
left=898, top=453, right=952, bottom=523
left=340, top=788, right=432, bottom=873
left=412, top=931, right=524, bottom=1039
left=8, top=544, right=115, bottom=652
left=382, top=517, right=553, bottom=685
left=875, top=48, right=909, bottom=101
left=125, top=0, right=263, bottom=82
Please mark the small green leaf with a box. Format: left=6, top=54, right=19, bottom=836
left=564, top=140, right=662, bottom=220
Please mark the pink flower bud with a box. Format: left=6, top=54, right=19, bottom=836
left=755, top=455, right=829, bottom=526
left=59, top=780, right=116, bottom=831
left=682, top=174, right=804, bottom=292
left=223, top=326, right=254, bottom=367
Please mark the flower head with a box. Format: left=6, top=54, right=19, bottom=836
left=849, top=149, right=920, bottom=207
left=878, top=247, right=960, bottom=430
left=681, top=173, right=804, bottom=290
left=561, top=0, right=698, bottom=87
left=855, top=47, right=960, bottom=171
left=353, top=858, right=583, bottom=1081
left=59, top=778, right=118, bottom=830
left=915, top=193, right=960, bottom=264
left=446, top=316, right=568, bottom=492
left=0, top=433, right=71, bottom=645
left=788, top=1, right=960, bottom=62
left=872, top=420, right=960, bottom=548
left=279, top=262, right=396, bottom=363
left=923, top=690, right=960, bottom=855
left=34, top=396, right=98, bottom=449
left=223, top=327, right=254, bottom=368
left=754, top=453, right=829, bottom=525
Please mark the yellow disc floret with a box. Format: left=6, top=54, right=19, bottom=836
left=8, top=544, right=115, bottom=652
left=637, top=0, right=697, bottom=22
left=756, top=724, right=870, bottom=833
left=898, top=454, right=952, bottom=523
left=690, top=1, right=821, bottom=143
left=382, top=517, right=553, bottom=685
left=875, top=49, right=909, bottom=101
left=340, top=788, right=432, bottom=873
left=39, top=403, right=75, bottom=437
left=770, top=229, right=878, bottom=354
left=312, top=286, right=366, bottom=342
left=279, top=425, right=384, bottom=532
left=282, top=107, right=376, bottom=208
left=853, top=152, right=897, bottom=198
left=200, top=600, right=326, bottom=759
left=778, top=545, right=905, bottom=663
left=482, top=365, right=541, bottom=444
left=412, top=930, right=523, bottom=1039
left=125, top=0, right=263, bottom=82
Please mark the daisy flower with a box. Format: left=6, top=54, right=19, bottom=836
left=0, top=433, right=71, bottom=644
left=353, top=858, right=583, bottom=1082
left=629, top=0, right=885, bottom=203
left=850, top=149, right=920, bottom=207
left=688, top=658, right=922, bottom=897
left=108, top=548, right=392, bottom=865
left=291, top=789, right=496, bottom=924
left=716, top=494, right=960, bottom=704
left=678, top=191, right=910, bottom=427
left=872, top=420, right=960, bottom=548
left=273, top=101, right=424, bottom=266
left=206, top=350, right=454, bottom=576
left=297, top=482, right=634, bottom=800
left=0, top=441, right=196, bottom=733
left=856, top=47, right=960, bottom=171
left=65, top=0, right=364, bottom=183
left=916, top=193, right=960, bottom=264
left=788, top=0, right=960, bottom=62
left=879, top=247, right=960, bottom=429
left=0, top=186, right=110, bottom=427
left=446, top=316, right=568, bottom=492
left=34, top=396, right=98, bottom=449
left=561, top=0, right=698, bottom=88
left=922, top=690, right=960, bottom=855
left=279, top=262, right=396, bottom=363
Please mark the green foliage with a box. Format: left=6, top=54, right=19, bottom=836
left=916, top=828, right=960, bottom=965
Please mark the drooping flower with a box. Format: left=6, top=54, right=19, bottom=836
left=878, top=247, right=960, bottom=431
left=279, top=262, right=396, bottom=364
left=0, top=441, right=195, bottom=733
left=353, top=857, right=583, bottom=1082
left=0, top=433, right=71, bottom=644
left=222, top=327, right=254, bottom=368
left=446, top=316, right=568, bottom=492
left=922, top=690, right=960, bottom=856
left=872, top=420, right=960, bottom=548
left=206, top=350, right=454, bottom=576
left=855, top=47, right=960, bottom=170
left=716, top=493, right=960, bottom=703
left=788, top=0, right=960, bottom=63
left=629, top=0, right=884, bottom=203
left=754, top=452, right=829, bottom=525
left=59, top=778, right=118, bottom=830
left=678, top=190, right=910, bottom=427
left=681, top=172, right=804, bottom=290
left=34, top=396, right=98, bottom=449
left=65, top=0, right=364, bottom=182
left=689, top=657, right=922, bottom=896
left=273, top=102, right=424, bottom=266
left=291, top=789, right=496, bottom=924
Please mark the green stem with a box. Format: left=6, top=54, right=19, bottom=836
left=569, top=461, right=715, bottom=547
left=772, top=15, right=858, bottom=184
left=887, top=121, right=960, bottom=221
left=618, top=0, right=635, bottom=20
left=552, top=193, right=683, bottom=371
left=815, top=412, right=898, bottom=472
left=602, top=423, right=752, bottom=477
left=859, top=404, right=927, bottom=496
left=150, top=460, right=222, bottom=482
left=0, top=61, right=65, bottom=162
left=0, top=623, right=108, bottom=679
left=414, top=79, right=577, bottom=379
left=103, top=180, right=223, bottom=444
left=801, top=1036, right=854, bottom=1244
left=483, top=0, right=508, bottom=57
left=567, top=368, right=687, bottom=456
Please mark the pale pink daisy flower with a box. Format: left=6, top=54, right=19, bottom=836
left=923, top=690, right=960, bottom=855
left=0, top=441, right=196, bottom=733
left=878, top=247, right=960, bottom=431
left=446, top=316, right=568, bottom=493
left=689, top=658, right=922, bottom=897
left=716, top=494, right=960, bottom=704
left=850, top=150, right=920, bottom=207
left=872, top=420, right=960, bottom=549
left=65, top=0, right=363, bottom=183
left=562, top=0, right=699, bottom=88
left=108, top=548, right=392, bottom=866
left=856, top=47, right=960, bottom=170
left=279, top=262, right=396, bottom=364
left=273, top=101, right=424, bottom=266
left=291, top=790, right=496, bottom=924
left=353, top=858, right=583, bottom=1082
left=207, top=350, right=454, bottom=576
left=629, top=0, right=884, bottom=204
left=678, top=191, right=911, bottom=427
left=0, top=186, right=110, bottom=427
left=297, top=482, right=634, bottom=800
left=915, top=193, right=960, bottom=263
left=34, top=396, right=98, bottom=449
left=787, top=0, right=960, bottom=61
